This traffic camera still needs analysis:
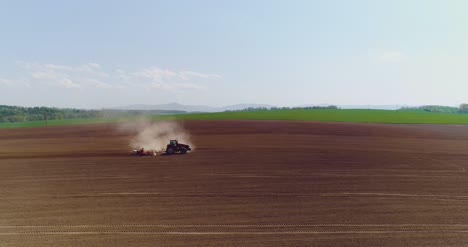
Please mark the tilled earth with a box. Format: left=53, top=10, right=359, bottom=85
left=1, top=120, right=468, bottom=246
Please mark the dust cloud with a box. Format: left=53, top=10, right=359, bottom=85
left=118, top=120, right=193, bottom=152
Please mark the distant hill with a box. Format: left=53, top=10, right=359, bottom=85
left=339, top=105, right=404, bottom=110
left=297, top=104, right=410, bottom=110
left=111, top=103, right=277, bottom=112
left=112, top=103, right=217, bottom=112
left=221, top=104, right=277, bottom=111
left=113, top=103, right=404, bottom=112
left=102, top=109, right=187, bottom=115
left=112, top=103, right=418, bottom=112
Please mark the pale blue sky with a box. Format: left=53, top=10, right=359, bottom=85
left=1, top=0, right=467, bottom=108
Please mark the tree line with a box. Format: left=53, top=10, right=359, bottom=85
left=225, top=105, right=339, bottom=112
left=0, top=105, right=103, bottom=123
left=399, top=104, right=468, bottom=114
left=4, top=103, right=468, bottom=123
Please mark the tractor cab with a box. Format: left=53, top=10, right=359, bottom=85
left=166, top=139, right=191, bottom=155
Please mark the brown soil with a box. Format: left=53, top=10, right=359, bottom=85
left=1, top=120, right=468, bottom=246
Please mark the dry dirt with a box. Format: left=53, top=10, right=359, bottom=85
left=1, top=120, right=468, bottom=246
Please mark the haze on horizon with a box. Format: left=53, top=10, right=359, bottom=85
left=1, top=0, right=467, bottom=109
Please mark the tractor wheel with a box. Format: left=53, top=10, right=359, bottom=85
left=180, top=147, right=187, bottom=154
left=166, top=147, right=174, bottom=155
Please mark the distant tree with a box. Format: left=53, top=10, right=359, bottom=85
left=400, top=105, right=458, bottom=113
left=459, top=103, right=468, bottom=113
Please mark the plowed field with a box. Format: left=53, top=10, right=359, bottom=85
left=1, top=121, right=468, bottom=246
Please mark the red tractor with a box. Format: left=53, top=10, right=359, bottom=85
left=166, top=140, right=191, bottom=155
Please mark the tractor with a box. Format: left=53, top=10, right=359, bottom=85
left=166, top=140, right=191, bottom=155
